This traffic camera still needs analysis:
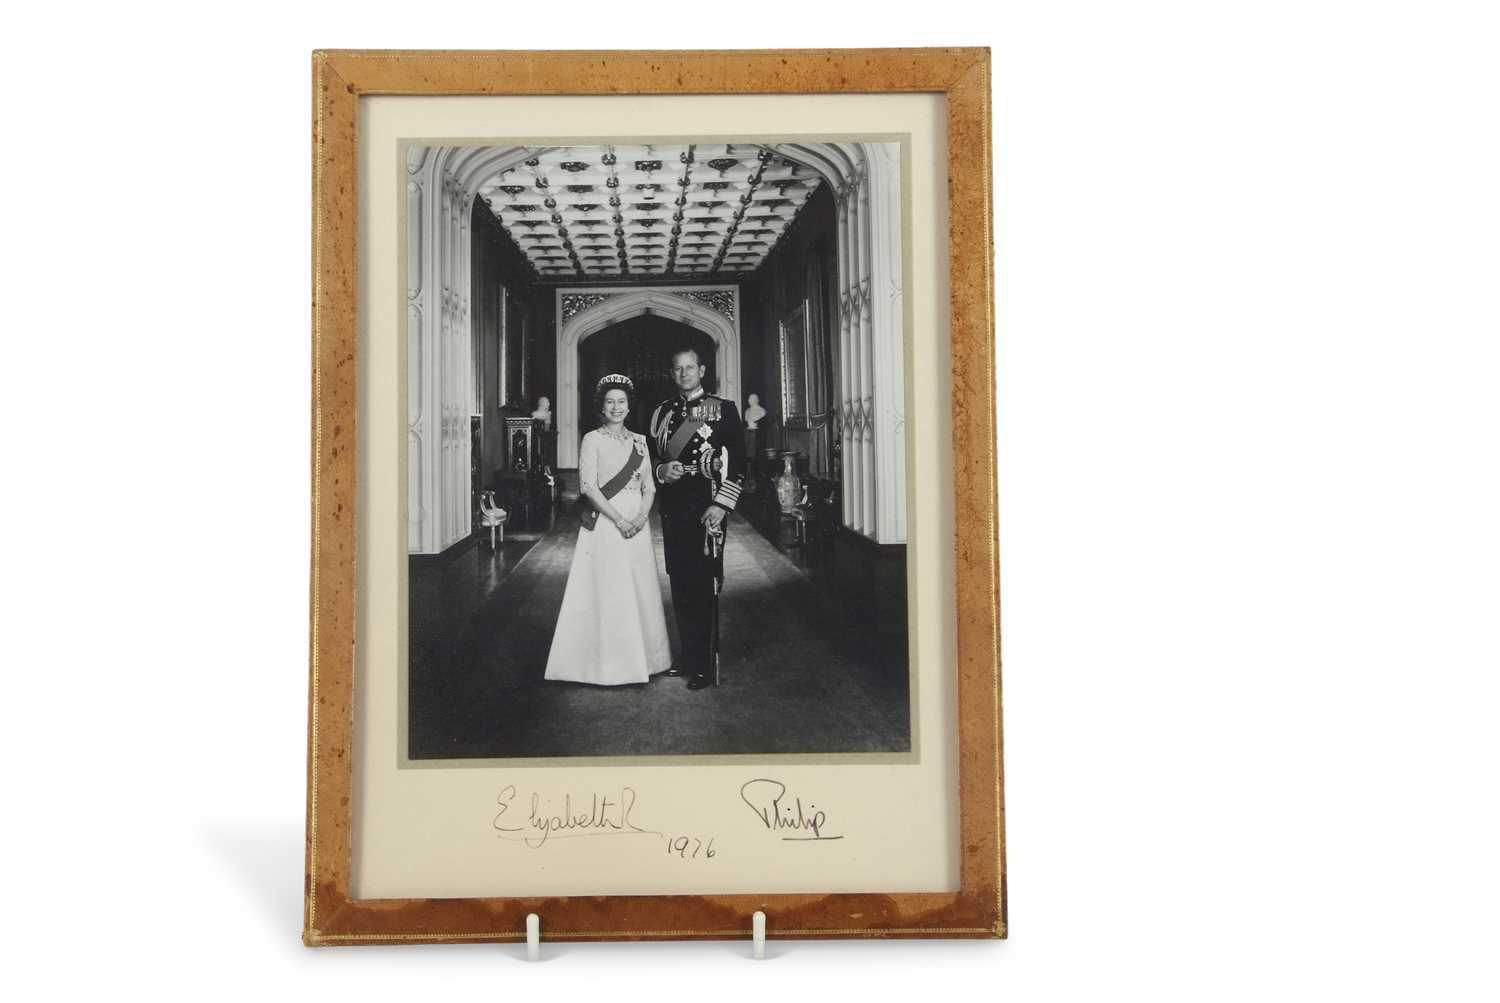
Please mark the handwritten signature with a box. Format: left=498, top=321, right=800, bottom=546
left=739, top=778, right=844, bottom=841
left=492, top=785, right=660, bottom=849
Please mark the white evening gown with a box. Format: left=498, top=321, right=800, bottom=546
left=543, top=428, right=672, bottom=685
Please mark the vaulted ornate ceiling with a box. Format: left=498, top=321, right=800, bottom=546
left=476, top=144, right=821, bottom=281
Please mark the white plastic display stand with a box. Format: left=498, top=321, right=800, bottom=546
left=521, top=911, right=769, bottom=960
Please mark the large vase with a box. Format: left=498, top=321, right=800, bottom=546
left=775, top=452, right=802, bottom=514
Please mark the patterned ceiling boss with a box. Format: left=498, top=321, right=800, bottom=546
left=560, top=161, right=591, bottom=172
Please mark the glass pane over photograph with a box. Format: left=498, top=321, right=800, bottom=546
left=404, top=140, right=910, bottom=760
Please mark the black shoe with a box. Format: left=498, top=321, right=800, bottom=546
left=686, top=674, right=715, bottom=690
left=662, top=665, right=686, bottom=678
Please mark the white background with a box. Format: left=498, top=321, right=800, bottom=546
left=3, top=2, right=1497, bottom=999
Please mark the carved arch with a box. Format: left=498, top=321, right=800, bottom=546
left=555, top=286, right=741, bottom=469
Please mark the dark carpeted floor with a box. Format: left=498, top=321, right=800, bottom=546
left=408, top=509, right=911, bottom=759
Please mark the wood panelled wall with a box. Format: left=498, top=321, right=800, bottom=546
left=470, top=203, right=547, bottom=492
left=741, top=183, right=840, bottom=478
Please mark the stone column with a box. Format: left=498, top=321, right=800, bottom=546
left=836, top=181, right=855, bottom=530
left=408, top=157, right=477, bottom=555
left=865, top=143, right=906, bottom=545
left=409, top=155, right=443, bottom=555
left=829, top=143, right=905, bottom=545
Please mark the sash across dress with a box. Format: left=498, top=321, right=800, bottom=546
left=543, top=427, right=672, bottom=686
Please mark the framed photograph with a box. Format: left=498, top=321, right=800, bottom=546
left=308, top=47, right=1002, bottom=945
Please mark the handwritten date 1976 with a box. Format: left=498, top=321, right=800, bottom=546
left=665, top=836, right=716, bottom=859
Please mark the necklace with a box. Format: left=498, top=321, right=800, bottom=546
left=601, top=424, right=631, bottom=442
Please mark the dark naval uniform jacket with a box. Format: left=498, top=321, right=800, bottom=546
left=648, top=389, right=745, bottom=677
left=648, top=388, right=746, bottom=576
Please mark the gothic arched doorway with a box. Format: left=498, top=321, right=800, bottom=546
left=576, top=316, right=716, bottom=438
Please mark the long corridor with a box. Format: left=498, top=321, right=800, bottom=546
left=408, top=510, right=911, bottom=760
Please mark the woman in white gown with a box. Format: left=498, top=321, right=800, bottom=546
left=544, top=374, right=672, bottom=685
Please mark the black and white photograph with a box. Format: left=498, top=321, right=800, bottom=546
left=403, top=140, right=913, bottom=760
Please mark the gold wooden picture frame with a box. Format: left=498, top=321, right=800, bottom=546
left=308, top=47, right=1001, bottom=946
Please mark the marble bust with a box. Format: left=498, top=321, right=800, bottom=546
left=531, top=395, right=552, bottom=429
left=744, top=393, right=766, bottom=429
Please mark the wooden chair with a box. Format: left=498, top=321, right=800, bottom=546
left=478, top=491, right=508, bottom=548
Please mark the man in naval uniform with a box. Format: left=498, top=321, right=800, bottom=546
left=648, top=347, right=745, bottom=690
